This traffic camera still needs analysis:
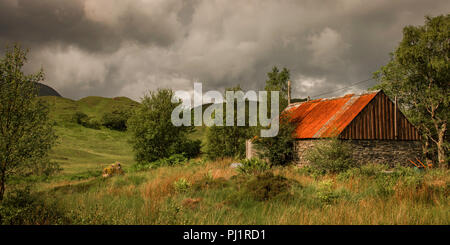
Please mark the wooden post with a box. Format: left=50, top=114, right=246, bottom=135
left=394, top=96, right=398, bottom=139
left=287, top=80, right=291, bottom=105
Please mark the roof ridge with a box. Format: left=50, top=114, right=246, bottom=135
left=285, top=90, right=379, bottom=111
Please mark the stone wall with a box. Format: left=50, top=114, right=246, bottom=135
left=293, top=139, right=422, bottom=166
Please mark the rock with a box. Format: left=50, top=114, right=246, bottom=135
left=230, top=162, right=243, bottom=168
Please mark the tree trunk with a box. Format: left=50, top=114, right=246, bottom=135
left=436, top=122, right=447, bottom=168
left=0, top=171, right=5, bottom=202
left=422, top=137, right=432, bottom=166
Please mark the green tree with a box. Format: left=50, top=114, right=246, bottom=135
left=205, top=85, right=253, bottom=159
left=373, top=15, right=449, bottom=168
left=265, top=66, right=290, bottom=111
left=253, top=115, right=296, bottom=166
left=0, top=45, right=57, bottom=201
left=128, top=89, right=197, bottom=164
left=254, top=66, right=296, bottom=166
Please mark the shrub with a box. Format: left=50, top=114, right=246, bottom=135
left=253, top=116, right=296, bottom=166
left=0, top=187, right=68, bottom=225
left=72, top=112, right=100, bottom=129
left=101, top=110, right=130, bottom=131
left=316, top=180, right=340, bottom=204
left=175, top=139, right=201, bottom=159
left=72, top=111, right=89, bottom=125
left=205, top=120, right=250, bottom=160
left=156, top=154, right=187, bottom=167
left=173, top=178, right=191, bottom=193
left=237, top=158, right=271, bottom=175
left=245, top=172, right=292, bottom=201
left=305, top=138, right=357, bottom=174
left=84, top=119, right=101, bottom=129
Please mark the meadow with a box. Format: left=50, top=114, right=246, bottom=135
left=2, top=96, right=448, bottom=225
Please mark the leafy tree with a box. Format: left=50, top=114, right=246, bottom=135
left=128, top=89, right=198, bottom=164
left=253, top=66, right=296, bottom=166
left=373, top=15, right=449, bottom=168
left=0, top=45, right=57, bottom=201
left=265, top=66, right=290, bottom=111
left=205, top=85, right=253, bottom=160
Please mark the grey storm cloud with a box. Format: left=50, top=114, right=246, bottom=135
left=0, top=0, right=449, bottom=101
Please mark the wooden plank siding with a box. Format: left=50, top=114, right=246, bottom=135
left=339, top=91, right=419, bottom=140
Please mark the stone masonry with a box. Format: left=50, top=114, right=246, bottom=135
left=293, top=139, right=422, bottom=166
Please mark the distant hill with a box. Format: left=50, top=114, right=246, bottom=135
left=35, top=82, right=62, bottom=97
left=39, top=95, right=140, bottom=123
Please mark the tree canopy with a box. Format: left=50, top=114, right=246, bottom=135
left=373, top=15, right=449, bottom=167
left=0, top=45, right=57, bottom=200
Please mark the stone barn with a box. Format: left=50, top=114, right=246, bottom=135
left=246, top=90, right=422, bottom=165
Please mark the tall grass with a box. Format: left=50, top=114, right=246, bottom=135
left=24, top=160, right=449, bottom=225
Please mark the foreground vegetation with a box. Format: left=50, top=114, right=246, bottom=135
left=2, top=157, right=448, bottom=225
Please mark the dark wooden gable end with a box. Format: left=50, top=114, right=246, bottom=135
left=339, top=91, right=420, bottom=140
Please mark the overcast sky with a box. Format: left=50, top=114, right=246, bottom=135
left=0, top=0, right=448, bottom=101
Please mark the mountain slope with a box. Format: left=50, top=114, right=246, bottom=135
left=39, top=96, right=140, bottom=123
left=35, top=82, right=62, bottom=97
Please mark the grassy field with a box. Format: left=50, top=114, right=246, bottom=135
left=41, top=160, right=448, bottom=225
left=3, top=96, right=449, bottom=225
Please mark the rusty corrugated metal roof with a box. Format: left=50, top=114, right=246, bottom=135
left=284, top=91, right=379, bottom=139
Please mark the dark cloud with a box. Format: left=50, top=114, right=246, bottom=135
left=0, top=0, right=448, bottom=100
left=0, top=0, right=180, bottom=53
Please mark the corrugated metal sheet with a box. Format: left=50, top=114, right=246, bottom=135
left=285, top=91, right=379, bottom=139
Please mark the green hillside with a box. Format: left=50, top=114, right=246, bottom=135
left=40, top=96, right=140, bottom=123
left=36, top=96, right=139, bottom=177
left=38, top=96, right=207, bottom=178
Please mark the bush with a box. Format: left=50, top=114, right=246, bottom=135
left=175, top=139, right=201, bottom=159
left=0, top=187, right=68, bottom=225
left=305, top=138, right=357, bottom=174
left=205, top=123, right=250, bottom=160
left=316, top=180, right=340, bottom=204
left=73, top=111, right=89, bottom=125
left=101, top=110, right=130, bottom=131
left=156, top=154, right=188, bottom=166
left=173, top=178, right=191, bottom=193
left=253, top=117, right=296, bottom=166
left=237, top=158, right=271, bottom=175
left=245, top=172, right=292, bottom=201
left=72, top=112, right=101, bottom=129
